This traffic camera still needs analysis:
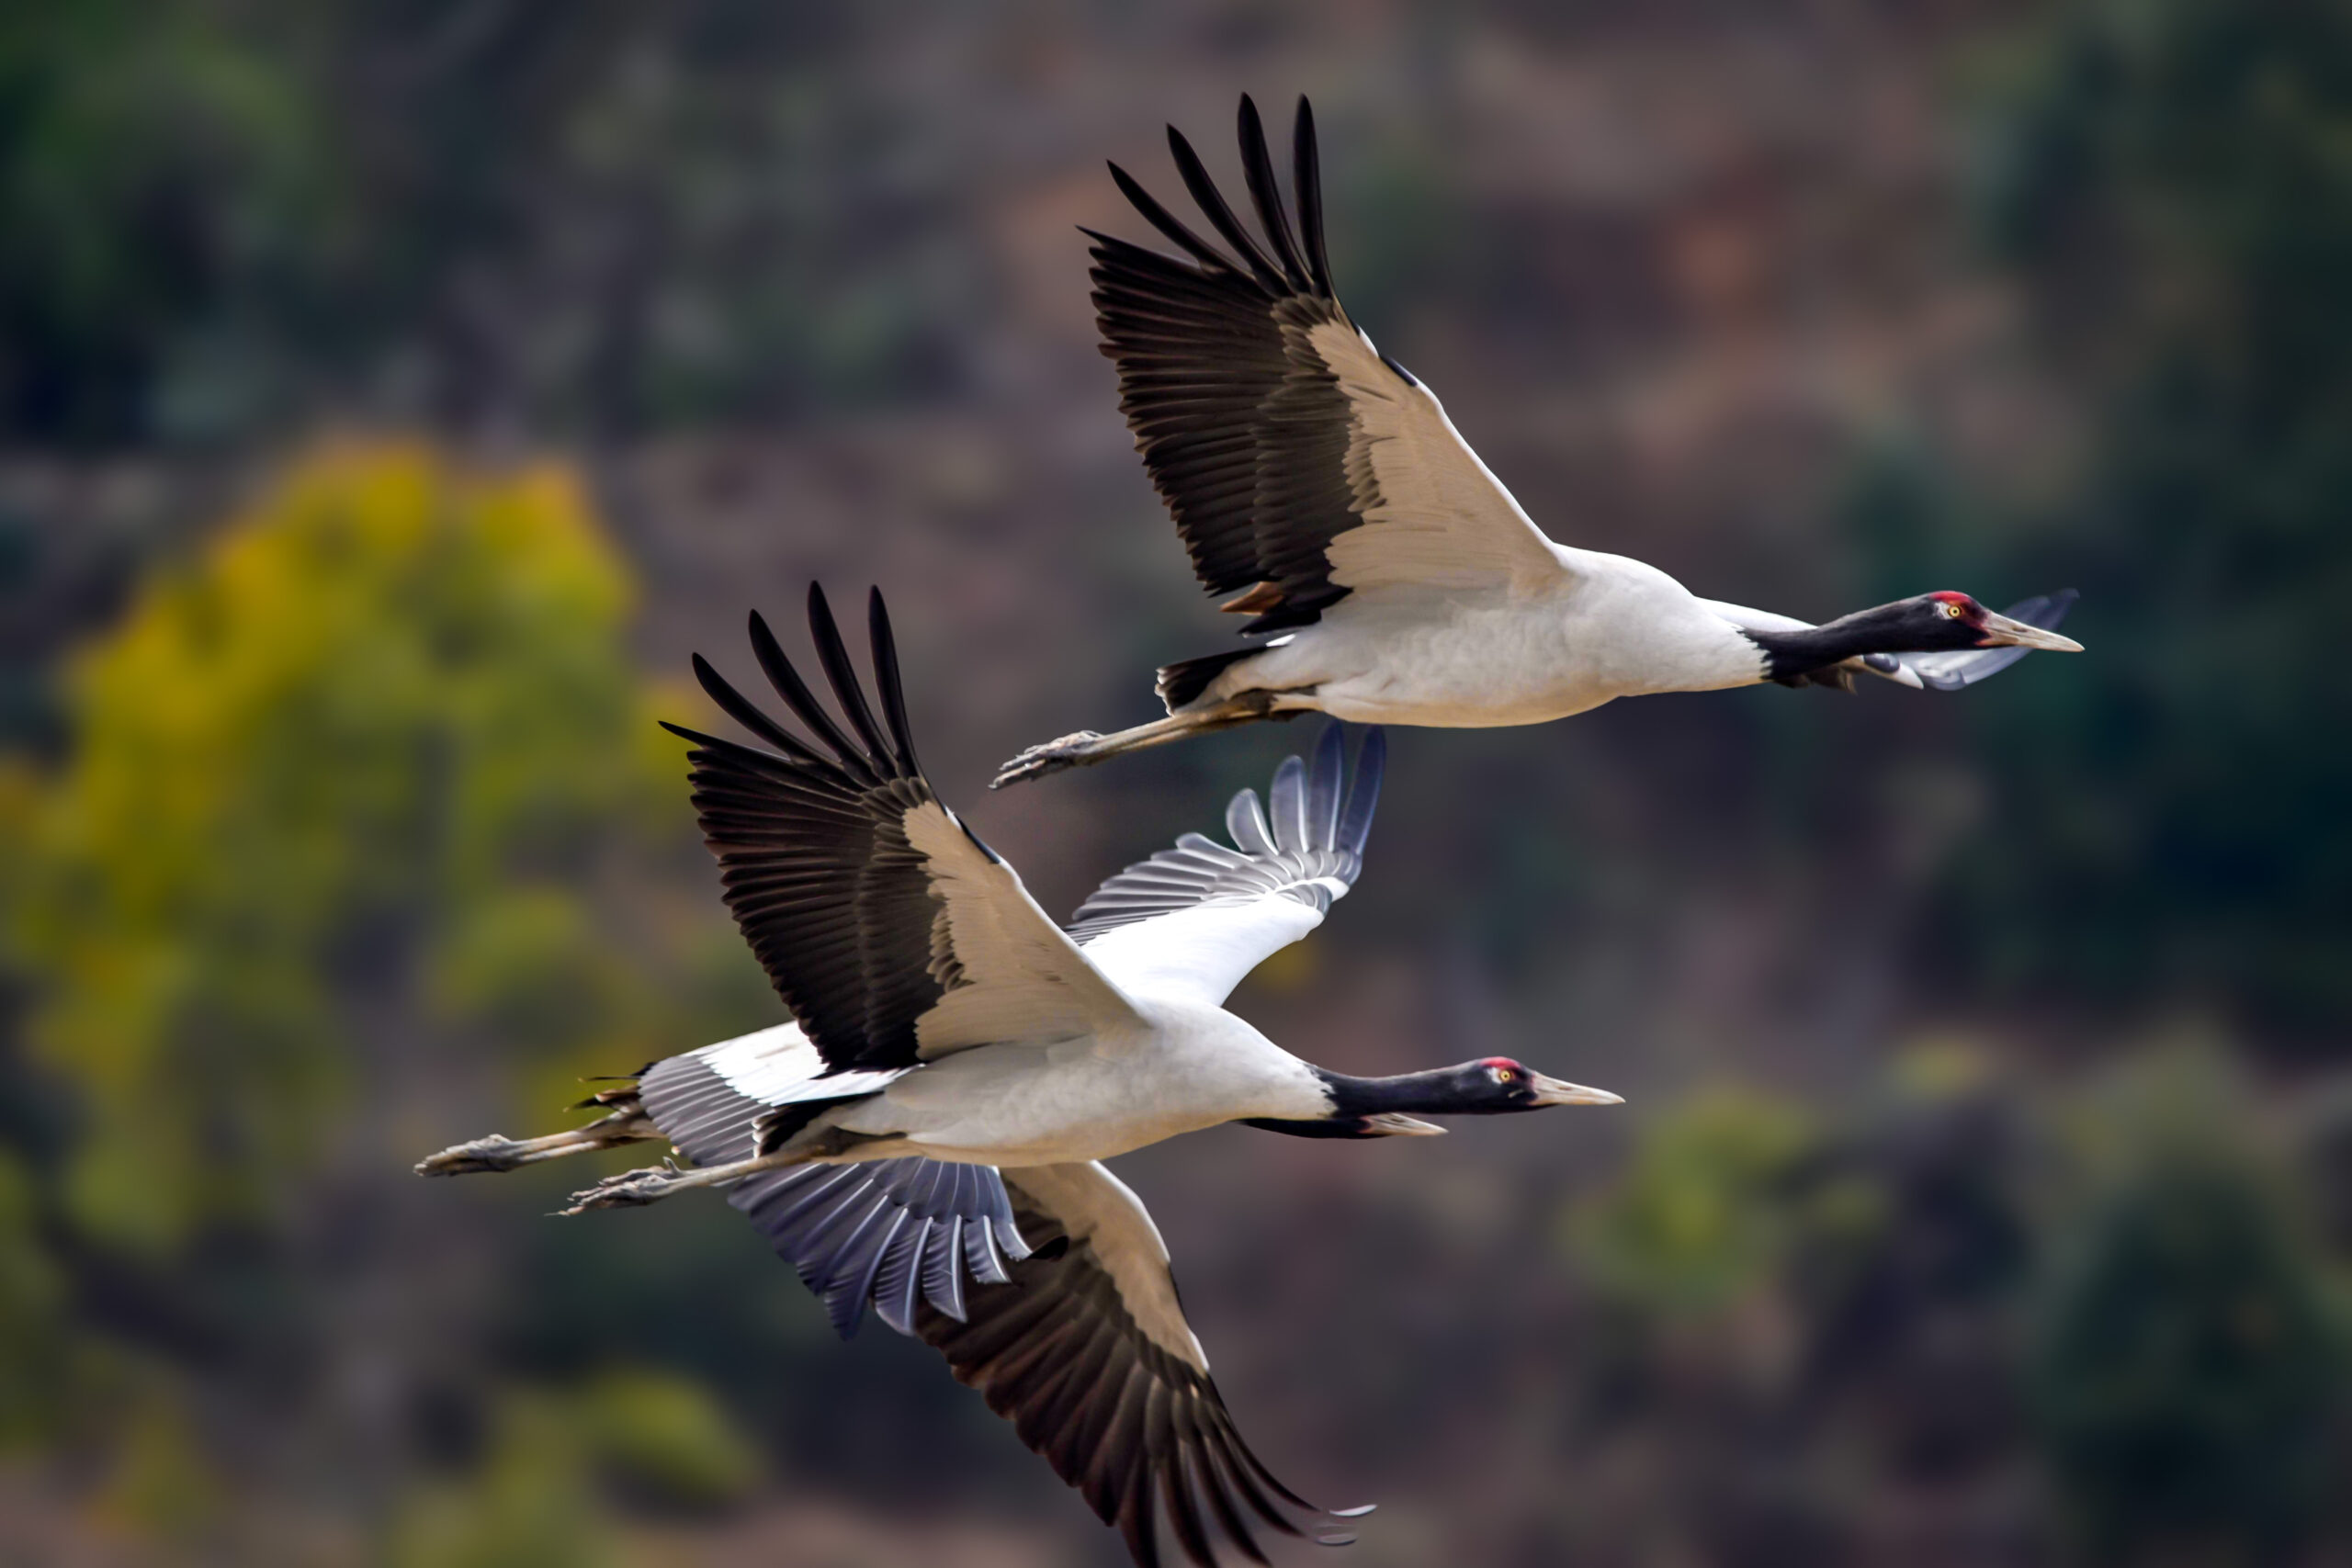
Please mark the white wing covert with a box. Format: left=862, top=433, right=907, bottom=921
left=1072, top=726, right=1384, bottom=1006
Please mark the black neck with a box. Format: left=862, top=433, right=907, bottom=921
left=1743, top=601, right=1938, bottom=685
left=1314, top=1066, right=1453, bottom=1115
left=1242, top=1065, right=1515, bottom=1140
left=1745, top=622, right=1875, bottom=684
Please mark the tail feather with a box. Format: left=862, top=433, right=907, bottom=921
left=639, top=1023, right=898, bottom=1168
left=1156, top=646, right=1259, bottom=711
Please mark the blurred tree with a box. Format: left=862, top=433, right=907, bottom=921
left=0, top=2, right=974, bottom=449
left=1944, top=0, right=2352, bottom=1024
left=0, top=445, right=777, bottom=1554
left=11, top=443, right=702, bottom=1251
left=392, top=1371, right=753, bottom=1568
left=0, top=2, right=336, bottom=446
left=2030, top=1055, right=2347, bottom=1564
left=1574, top=1087, right=1819, bottom=1322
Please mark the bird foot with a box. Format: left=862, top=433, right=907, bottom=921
left=416, top=1134, right=537, bottom=1177
left=990, top=730, right=1103, bottom=789
left=561, top=1161, right=689, bottom=1213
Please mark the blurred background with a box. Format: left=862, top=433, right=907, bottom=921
left=4, top=2, right=2349, bottom=1564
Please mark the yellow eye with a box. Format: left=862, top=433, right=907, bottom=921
left=1492, top=1067, right=1515, bottom=1083
left=1943, top=601, right=1965, bottom=619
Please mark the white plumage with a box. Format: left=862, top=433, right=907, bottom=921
left=991, top=96, right=2082, bottom=787
left=419, top=586, right=1623, bottom=1565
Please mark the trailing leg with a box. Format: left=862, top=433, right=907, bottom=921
left=415, top=1098, right=658, bottom=1177
left=561, top=1147, right=802, bottom=1213
left=990, top=693, right=1283, bottom=789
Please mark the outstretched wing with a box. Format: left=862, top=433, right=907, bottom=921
left=1071, top=726, right=1384, bottom=1007
left=1094, top=95, right=1565, bottom=637
left=921, top=1162, right=1369, bottom=1567
left=639, top=1025, right=1035, bottom=1340
left=664, top=584, right=1140, bottom=1077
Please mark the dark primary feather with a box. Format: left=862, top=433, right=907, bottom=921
left=1093, top=94, right=1380, bottom=636
left=918, top=1173, right=1328, bottom=1567
left=661, top=584, right=960, bottom=1076
left=1066, top=726, right=1384, bottom=941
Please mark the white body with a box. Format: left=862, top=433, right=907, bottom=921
left=1226, top=550, right=1775, bottom=727
left=1145, top=314, right=1823, bottom=727
left=834, top=995, right=1327, bottom=1166
left=693, top=980, right=1329, bottom=1170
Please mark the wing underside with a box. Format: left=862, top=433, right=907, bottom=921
left=1071, top=726, right=1384, bottom=1006
left=920, top=1162, right=1366, bottom=1566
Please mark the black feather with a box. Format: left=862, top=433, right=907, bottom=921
left=1237, top=95, right=1311, bottom=290
left=805, top=583, right=896, bottom=773
left=865, top=588, right=922, bottom=776
left=746, top=609, right=875, bottom=785
left=1166, top=125, right=1288, bottom=294
left=1294, top=96, right=1333, bottom=297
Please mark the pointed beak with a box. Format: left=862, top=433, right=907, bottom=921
left=1977, top=609, right=2083, bottom=653
left=1363, top=1111, right=1448, bottom=1137
left=1527, top=1073, right=1624, bottom=1108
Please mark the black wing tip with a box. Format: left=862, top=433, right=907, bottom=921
left=864, top=584, right=924, bottom=778
left=681, top=583, right=935, bottom=790
left=689, top=649, right=726, bottom=697
left=1165, top=106, right=1290, bottom=294
left=804, top=580, right=902, bottom=778
left=1291, top=96, right=1332, bottom=298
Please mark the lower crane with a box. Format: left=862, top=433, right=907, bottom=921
left=419, top=584, right=1623, bottom=1566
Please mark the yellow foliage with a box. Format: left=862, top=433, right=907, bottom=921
left=1571, top=1086, right=1820, bottom=1317
left=577, top=1365, right=761, bottom=1508
left=392, top=1392, right=618, bottom=1568
left=7, top=443, right=725, bottom=1253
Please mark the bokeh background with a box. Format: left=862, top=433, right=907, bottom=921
left=5, top=2, right=2349, bottom=1564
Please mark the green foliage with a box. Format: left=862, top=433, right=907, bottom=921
left=577, top=1365, right=762, bottom=1509
left=0, top=1151, right=70, bottom=1449
left=393, top=1392, right=620, bottom=1568
left=2030, top=1055, right=2348, bottom=1562
left=1573, top=1087, right=1820, bottom=1317
left=392, top=1371, right=755, bottom=1567
left=1943, top=0, right=2352, bottom=1021
left=93, top=1385, right=221, bottom=1540
left=8, top=444, right=695, bottom=1253
left=0, top=6, right=970, bottom=447
left=0, top=2, right=330, bottom=443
